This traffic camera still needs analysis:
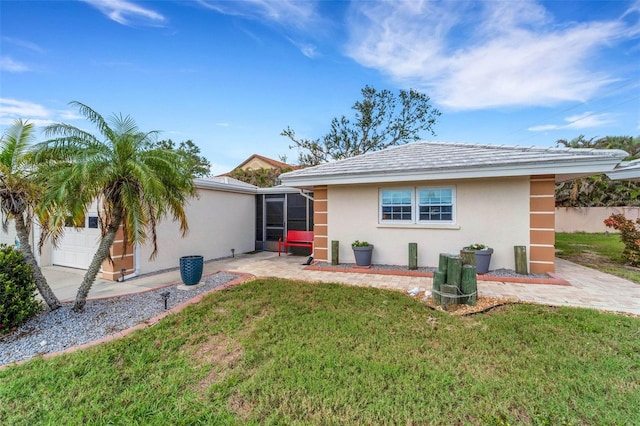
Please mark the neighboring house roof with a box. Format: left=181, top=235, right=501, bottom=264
left=235, top=154, right=293, bottom=171
left=607, top=159, right=640, bottom=181
left=279, top=141, right=628, bottom=186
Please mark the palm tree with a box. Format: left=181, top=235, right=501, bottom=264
left=35, top=102, right=196, bottom=311
left=0, top=120, right=62, bottom=310
left=599, top=136, right=640, bottom=160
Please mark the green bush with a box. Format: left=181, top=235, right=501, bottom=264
left=0, top=244, right=42, bottom=334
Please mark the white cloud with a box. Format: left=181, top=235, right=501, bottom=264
left=528, top=112, right=616, bottom=131
left=0, top=99, right=50, bottom=120
left=81, top=0, right=166, bottom=26
left=0, top=99, right=84, bottom=128
left=2, top=37, right=45, bottom=54
left=345, top=0, right=637, bottom=110
left=58, top=110, right=84, bottom=121
left=287, top=38, right=318, bottom=58
left=0, top=56, right=29, bottom=73
left=196, top=1, right=324, bottom=58
left=215, top=122, right=230, bottom=127
left=196, top=0, right=317, bottom=29
left=527, top=124, right=558, bottom=132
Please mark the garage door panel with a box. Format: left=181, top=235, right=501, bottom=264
left=51, top=214, right=101, bottom=269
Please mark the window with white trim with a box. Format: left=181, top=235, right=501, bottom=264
left=418, top=188, right=454, bottom=222
left=379, top=187, right=455, bottom=224
left=380, top=189, right=413, bottom=222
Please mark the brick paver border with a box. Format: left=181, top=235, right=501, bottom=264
left=305, top=264, right=570, bottom=285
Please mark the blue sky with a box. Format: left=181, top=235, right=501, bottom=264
left=1, top=0, right=639, bottom=175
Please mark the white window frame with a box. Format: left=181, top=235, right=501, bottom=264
left=379, top=188, right=415, bottom=223
left=416, top=187, right=456, bottom=224
left=379, top=186, right=456, bottom=225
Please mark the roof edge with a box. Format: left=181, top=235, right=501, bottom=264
left=280, top=156, right=625, bottom=186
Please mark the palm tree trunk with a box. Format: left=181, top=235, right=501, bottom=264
left=14, top=214, right=62, bottom=311
left=73, top=208, right=123, bottom=312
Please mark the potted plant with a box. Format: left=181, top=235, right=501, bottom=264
left=179, top=255, right=204, bottom=286
left=352, top=240, right=374, bottom=267
left=463, top=243, right=493, bottom=274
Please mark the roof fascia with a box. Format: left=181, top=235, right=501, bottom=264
left=194, top=178, right=258, bottom=194
left=607, top=167, right=640, bottom=181
left=257, top=185, right=309, bottom=194
left=280, top=158, right=623, bottom=186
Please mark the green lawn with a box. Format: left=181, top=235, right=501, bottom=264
left=555, top=232, right=640, bottom=284
left=1, top=278, right=639, bottom=425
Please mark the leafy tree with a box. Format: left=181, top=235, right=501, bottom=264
left=555, top=135, right=640, bottom=207
left=281, top=85, right=441, bottom=166
left=152, top=139, right=211, bottom=178
left=35, top=102, right=196, bottom=311
left=228, top=166, right=292, bottom=188
left=0, top=120, right=61, bottom=310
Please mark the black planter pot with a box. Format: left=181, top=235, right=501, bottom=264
left=180, top=255, right=204, bottom=286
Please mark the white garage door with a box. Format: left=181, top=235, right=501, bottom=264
left=51, top=214, right=101, bottom=269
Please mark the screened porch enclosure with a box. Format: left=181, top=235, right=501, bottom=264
left=255, top=192, right=314, bottom=254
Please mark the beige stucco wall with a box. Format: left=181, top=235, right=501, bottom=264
left=242, top=157, right=275, bottom=170
left=555, top=206, right=640, bottom=233
left=137, top=188, right=255, bottom=274
left=327, top=177, right=530, bottom=270
left=0, top=220, right=16, bottom=246
left=0, top=219, right=51, bottom=266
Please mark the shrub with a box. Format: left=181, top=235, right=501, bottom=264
left=0, top=244, right=42, bottom=334
left=466, top=243, right=489, bottom=251
left=604, top=214, right=640, bottom=266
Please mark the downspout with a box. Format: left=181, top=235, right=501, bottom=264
left=299, top=189, right=315, bottom=263
left=298, top=189, right=314, bottom=202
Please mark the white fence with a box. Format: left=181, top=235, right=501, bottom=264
left=555, top=206, right=640, bottom=233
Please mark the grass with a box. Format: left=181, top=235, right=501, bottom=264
left=1, top=278, right=639, bottom=425
left=555, top=232, right=640, bottom=284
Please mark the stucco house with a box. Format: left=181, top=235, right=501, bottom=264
left=2, top=143, right=628, bottom=280
left=1, top=177, right=257, bottom=281
left=1, top=175, right=313, bottom=281
left=279, top=142, right=627, bottom=274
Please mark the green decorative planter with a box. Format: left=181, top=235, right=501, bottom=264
left=352, top=245, right=374, bottom=267
left=180, top=255, right=203, bottom=285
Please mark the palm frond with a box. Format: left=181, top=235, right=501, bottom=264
left=69, top=101, right=116, bottom=142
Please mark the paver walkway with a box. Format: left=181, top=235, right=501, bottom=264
left=44, top=252, right=640, bottom=316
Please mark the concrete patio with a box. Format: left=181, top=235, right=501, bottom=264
left=44, top=252, right=640, bottom=316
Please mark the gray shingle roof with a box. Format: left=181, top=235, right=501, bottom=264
left=280, top=141, right=627, bottom=186
left=607, top=159, right=640, bottom=181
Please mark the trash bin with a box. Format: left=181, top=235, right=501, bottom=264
left=179, top=255, right=203, bottom=286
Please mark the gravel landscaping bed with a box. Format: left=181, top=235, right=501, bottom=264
left=0, top=272, right=239, bottom=367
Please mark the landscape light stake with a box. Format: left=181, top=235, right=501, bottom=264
left=160, top=291, right=170, bottom=310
